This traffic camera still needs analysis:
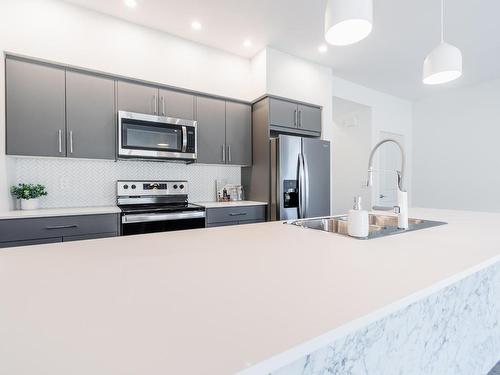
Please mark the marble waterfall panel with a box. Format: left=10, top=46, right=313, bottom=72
left=271, top=262, right=500, bottom=375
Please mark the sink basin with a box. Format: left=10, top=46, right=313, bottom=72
left=287, top=214, right=446, bottom=240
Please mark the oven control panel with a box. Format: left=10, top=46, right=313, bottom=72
left=117, top=180, right=188, bottom=196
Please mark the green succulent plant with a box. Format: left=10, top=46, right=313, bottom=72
left=10, top=183, right=48, bottom=200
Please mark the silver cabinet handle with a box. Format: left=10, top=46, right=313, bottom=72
left=222, top=144, right=226, bottom=162
left=229, top=212, right=247, bottom=217
left=153, top=95, right=157, bottom=114
left=45, top=224, right=78, bottom=230
left=160, top=96, right=165, bottom=116
left=298, top=110, right=302, bottom=128
left=69, top=131, right=74, bottom=154
left=294, top=109, right=298, bottom=127
left=227, top=144, right=232, bottom=163
left=58, top=129, right=62, bottom=153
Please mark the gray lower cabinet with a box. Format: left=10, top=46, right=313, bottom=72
left=159, top=89, right=194, bottom=120
left=225, top=102, right=251, bottom=166
left=6, top=58, right=66, bottom=157
left=66, top=71, right=116, bottom=159
left=298, top=104, right=321, bottom=133
left=0, top=214, right=119, bottom=249
left=63, top=232, right=118, bottom=242
left=196, top=96, right=226, bottom=164
left=205, top=205, right=266, bottom=227
left=0, top=237, right=62, bottom=249
left=117, top=81, right=158, bottom=115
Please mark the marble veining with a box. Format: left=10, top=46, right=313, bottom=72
left=271, top=262, right=500, bottom=375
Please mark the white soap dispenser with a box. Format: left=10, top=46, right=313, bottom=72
left=348, top=196, right=369, bottom=238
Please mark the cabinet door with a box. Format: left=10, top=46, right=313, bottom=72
left=116, top=81, right=158, bottom=115
left=159, top=89, right=194, bottom=120
left=269, top=98, right=298, bottom=129
left=66, top=71, right=116, bottom=160
left=298, top=104, right=321, bottom=133
left=0, top=237, right=62, bottom=249
left=6, top=58, right=66, bottom=157
left=225, top=102, right=251, bottom=166
left=196, top=96, right=226, bottom=164
left=63, top=232, right=117, bottom=242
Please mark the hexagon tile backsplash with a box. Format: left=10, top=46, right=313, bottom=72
left=8, top=157, right=241, bottom=208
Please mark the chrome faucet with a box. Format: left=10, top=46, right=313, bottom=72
left=366, top=139, right=409, bottom=229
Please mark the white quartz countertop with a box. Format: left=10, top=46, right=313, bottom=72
left=193, top=200, right=267, bottom=208
left=1, top=208, right=499, bottom=375
left=0, top=205, right=121, bottom=220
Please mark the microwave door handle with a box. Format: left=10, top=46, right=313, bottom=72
left=182, top=126, right=187, bottom=152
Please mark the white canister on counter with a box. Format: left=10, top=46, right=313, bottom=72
left=347, top=196, right=369, bottom=238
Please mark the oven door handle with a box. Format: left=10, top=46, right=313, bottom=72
left=122, top=210, right=205, bottom=224
left=182, top=126, right=188, bottom=153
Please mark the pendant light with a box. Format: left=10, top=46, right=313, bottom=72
left=324, top=0, right=373, bottom=46
left=423, top=0, right=462, bottom=85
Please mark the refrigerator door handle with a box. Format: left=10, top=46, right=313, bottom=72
left=298, top=153, right=306, bottom=218
left=302, top=152, right=310, bottom=218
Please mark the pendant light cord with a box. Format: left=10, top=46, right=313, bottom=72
left=441, top=0, right=444, bottom=43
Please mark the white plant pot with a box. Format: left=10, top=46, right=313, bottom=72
left=21, top=198, right=40, bottom=210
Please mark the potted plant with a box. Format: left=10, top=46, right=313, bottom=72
left=10, top=183, right=48, bottom=210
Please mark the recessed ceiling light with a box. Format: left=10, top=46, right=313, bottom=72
left=243, top=39, right=252, bottom=48
left=124, top=0, right=137, bottom=8
left=191, top=21, right=202, bottom=31
left=318, top=44, right=328, bottom=53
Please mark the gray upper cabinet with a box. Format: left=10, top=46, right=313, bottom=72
left=159, top=89, right=194, bottom=120
left=225, top=102, right=251, bottom=166
left=6, top=58, right=66, bottom=157
left=268, top=97, right=321, bottom=135
left=196, top=96, right=226, bottom=164
left=298, top=104, right=321, bottom=133
left=269, top=98, right=297, bottom=130
left=66, top=71, right=116, bottom=160
left=116, top=81, right=158, bottom=115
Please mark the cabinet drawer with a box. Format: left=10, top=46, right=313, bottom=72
left=0, top=214, right=119, bottom=243
left=206, top=205, right=266, bottom=225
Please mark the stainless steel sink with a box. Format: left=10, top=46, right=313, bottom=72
left=287, top=214, right=446, bottom=240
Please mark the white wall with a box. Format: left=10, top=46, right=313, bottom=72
left=413, top=78, right=500, bottom=212
left=257, top=48, right=413, bottom=214
left=0, top=0, right=262, bottom=210
left=332, top=76, right=413, bottom=208
left=332, top=98, right=372, bottom=214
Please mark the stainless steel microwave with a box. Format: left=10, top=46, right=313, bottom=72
left=118, top=111, right=197, bottom=161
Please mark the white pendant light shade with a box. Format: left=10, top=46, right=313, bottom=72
left=423, top=42, right=462, bottom=85
left=324, top=0, right=373, bottom=46
left=422, top=0, right=463, bottom=85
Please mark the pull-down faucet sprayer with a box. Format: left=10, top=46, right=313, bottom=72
left=366, top=139, right=409, bottom=229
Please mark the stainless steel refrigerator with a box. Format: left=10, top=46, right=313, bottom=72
left=270, top=135, right=331, bottom=220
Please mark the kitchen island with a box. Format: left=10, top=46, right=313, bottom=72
left=0, top=208, right=499, bottom=375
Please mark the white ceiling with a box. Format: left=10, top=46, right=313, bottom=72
left=64, top=0, right=500, bottom=100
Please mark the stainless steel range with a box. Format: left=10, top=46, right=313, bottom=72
left=117, top=180, right=205, bottom=236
